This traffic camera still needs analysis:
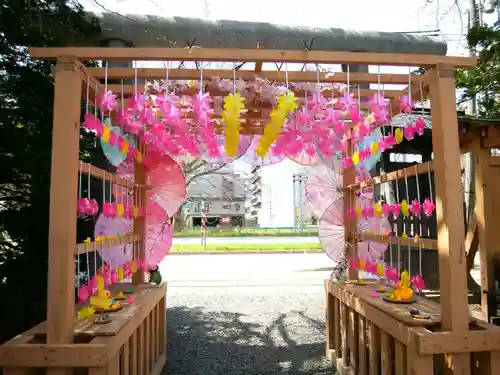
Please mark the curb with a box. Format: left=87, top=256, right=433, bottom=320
left=169, top=249, right=324, bottom=255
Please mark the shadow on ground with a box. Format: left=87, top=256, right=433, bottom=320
left=165, top=306, right=333, bottom=375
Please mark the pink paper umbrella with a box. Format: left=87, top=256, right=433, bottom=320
left=95, top=214, right=134, bottom=267
left=305, top=158, right=344, bottom=218
left=285, top=149, right=321, bottom=166
left=201, top=134, right=253, bottom=165
left=147, top=155, right=187, bottom=217
left=356, top=217, right=392, bottom=262
left=319, top=200, right=390, bottom=263
left=306, top=157, right=373, bottom=223
left=239, top=136, right=284, bottom=167
left=146, top=201, right=173, bottom=268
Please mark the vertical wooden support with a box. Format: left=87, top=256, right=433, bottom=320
left=357, top=315, right=367, bottom=375
left=133, top=143, right=147, bottom=285
left=380, top=331, right=393, bottom=375
left=475, top=145, right=497, bottom=321
left=344, top=140, right=358, bottom=280
left=46, top=57, right=83, bottom=348
left=122, top=340, right=130, bottom=375
left=367, top=322, right=380, bottom=375
left=429, top=63, right=471, bottom=374
left=325, top=282, right=335, bottom=360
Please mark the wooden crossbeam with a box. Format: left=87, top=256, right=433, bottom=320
left=88, top=68, right=423, bottom=85
left=29, top=47, right=477, bottom=68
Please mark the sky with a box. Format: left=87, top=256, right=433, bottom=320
left=80, top=0, right=498, bottom=219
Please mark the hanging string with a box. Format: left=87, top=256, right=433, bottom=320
left=408, top=66, right=412, bottom=113
left=346, top=65, right=350, bottom=95
left=357, top=84, right=361, bottom=118
left=404, top=167, right=411, bottom=274
left=316, top=64, right=321, bottom=104
left=85, top=77, right=90, bottom=115
left=232, top=63, right=237, bottom=95
left=165, top=64, right=170, bottom=95
left=134, top=61, right=138, bottom=105
left=419, top=80, right=425, bottom=116
left=285, top=63, right=289, bottom=90
left=200, top=63, right=204, bottom=96
left=427, top=162, right=434, bottom=237
left=87, top=163, right=91, bottom=200
left=104, top=61, right=108, bottom=93
left=415, top=165, right=423, bottom=276
left=395, top=172, right=401, bottom=275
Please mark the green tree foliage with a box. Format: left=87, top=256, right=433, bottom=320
left=456, top=24, right=500, bottom=118
left=0, top=0, right=101, bottom=343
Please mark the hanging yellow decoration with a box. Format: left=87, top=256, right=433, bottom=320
left=400, top=200, right=409, bottom=216
left=120, top=140, right=129, bottom=155
left=102, top=125, right=110, bottom=144
left=371, top=141, right=379, bottom=155
left=136, top=151, right=142, bottom=164
left=394, top=127, right=403, bottom=144
left=355, top=205, right=362, bottom=219
left=352, top=152, right=360, bottom=165
left=376, top=263, right=384, bottom=278
left=130, top=261, right=137, bottom=273
left=116, top=203, right=124, bottom=217
left=133, top=206, right=139, bottom=218
left=257, top=92, right=298, bottom=157
left=96, top=275, right=104, bottom=291
left=373, top=202, right=382, bottom=217
left=401, top=232, right=408, bottom=239
left=222, top=92, right=246, bottom=157
left=117, top=266, right=124, bottom=281
left=359, top=259, right=366, bottom=271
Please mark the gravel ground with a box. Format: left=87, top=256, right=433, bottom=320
left=165, top=285, right=336, bottom=375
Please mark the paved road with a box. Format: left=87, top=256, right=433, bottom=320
left=161, top=253, right=336, bottom=375
left=160, top=253, right=482, bottom=375
left=172, top=236, right=319, bottom=245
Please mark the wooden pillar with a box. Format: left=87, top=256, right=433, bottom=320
left=474, top=145, right=496, bottom=321
left=46, top=57, right=83, bottom=345
left=133, top=142, right=147, bottom=284
left=428, top=64, right=471, bottom=374
left=344, top=140, right=358, bottom=280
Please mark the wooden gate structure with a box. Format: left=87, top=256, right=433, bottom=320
left=0, top=46, right=494, bottom=374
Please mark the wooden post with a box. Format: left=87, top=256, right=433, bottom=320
left=46, top=57, right=83, bottom=346
left=344, top=140, right=358, bottom=280
left=429, top=63, right=471, bottom=374
left=474, top=144, right=496, bottom=321
left=133, top=142, right=147, bottom=285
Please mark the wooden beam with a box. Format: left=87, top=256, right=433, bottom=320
left=428, top=63, right=471, bottom=374
left=110, top=83, right=403, bottom=99
left=0, top=344, right=108, bottom=367
left=89, top=67, right=424, bottom=85
left=29, top=47, right=477, bottom=68
left=346, top=161, right=433, bottom=191
left=475, top=145, right=497, bottom=321
left=46, top=57, right=82, bottom=349
left=132, top=142, right=147, bottom=284
left=344, top=140, right=358, bottom=280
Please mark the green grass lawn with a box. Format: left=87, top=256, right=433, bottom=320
left=174, top=227, right=319, bottom=238
left=170, top=242, right=322, bottom=252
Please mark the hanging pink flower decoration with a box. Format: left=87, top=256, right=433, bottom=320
left=382, top=203, right=391, bottom=217
left=411, top=274, right=426, bottom=291
left=110, top=269, right=118, bottom=284
left=385, top=266, right=399, bottom=284
left=410, top=200, right=421, bottom=216
left=422, top=199, right=435, bottom=217
left=414, top=117, right=426, bottom=135
left=403, top=124, right=416, bottom=141
left=99, top=91, right=119, bottom=112
left=365, top=262, right=377, bottom=275
left=399, top=95, right=414, bottom=114
left=390, top=203, right=400, bottom=217
left=78, top=285, right=89, bottom=303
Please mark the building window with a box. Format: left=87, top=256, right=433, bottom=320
left=234, top=203, right=241, bottom=211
